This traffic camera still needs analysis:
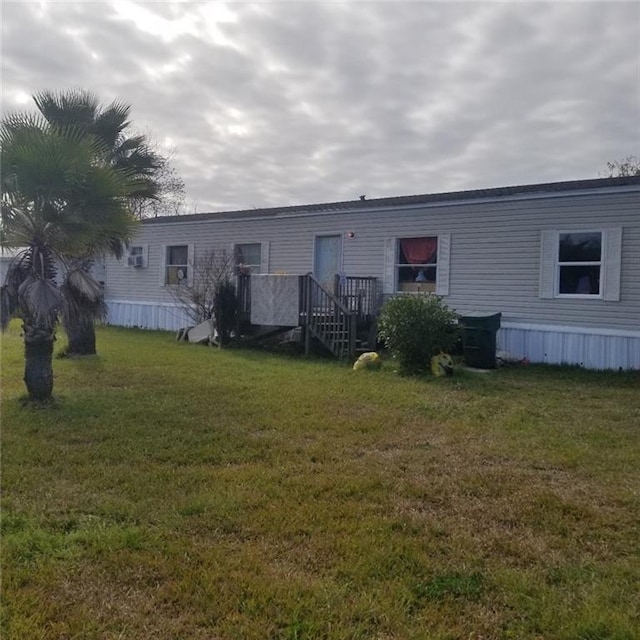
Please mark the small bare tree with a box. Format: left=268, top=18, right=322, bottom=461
left=170, top=249, right=233, bottom=324
left=601, top=156, right=640, bottom=177
left=169, top=249, right=238, bottom=345
left=129, top=158, right=186, bottom=219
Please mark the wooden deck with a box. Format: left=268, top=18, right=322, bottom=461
left=236, top=273, right=379, bottom=358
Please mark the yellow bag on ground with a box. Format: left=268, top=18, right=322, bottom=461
left=353, top=352, right=382, bottom=371
left=431, top=353, right=454, bottom=376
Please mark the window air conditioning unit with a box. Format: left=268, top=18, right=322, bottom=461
left=128, top=254, right=144, bottom=268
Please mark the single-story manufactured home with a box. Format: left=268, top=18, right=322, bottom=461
left=102, top=176, right=640, bottom=370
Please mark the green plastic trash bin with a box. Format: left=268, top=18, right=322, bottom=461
left=459, top=312, right=501, bottom=369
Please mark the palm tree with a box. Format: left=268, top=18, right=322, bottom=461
left=1, top=118, right=136, bottom=401
left=34, top=89, right=162, bottom=202
left=32, top=89, right=162, bottom=355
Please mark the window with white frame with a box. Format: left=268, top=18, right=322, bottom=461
left=165, top=245, right=189, bottom=284
left=539, top=228, right=622, bottom=301
left=557, top=232, right=602, bottom=296
left=396, top=237, right=438, bottom=292
left=235, top=243, right=261, bottom=274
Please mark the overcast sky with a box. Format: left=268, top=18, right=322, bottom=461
left=2, top=1, right=639, bottom=213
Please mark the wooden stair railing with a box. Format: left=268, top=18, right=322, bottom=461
left=334, top=275, right=378, bottom=322
left=300, top=274, right=357, bottom=360
left=236, top=273, right=251, bottom=321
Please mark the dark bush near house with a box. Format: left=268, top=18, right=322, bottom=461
left=378, top=294, right=459, bottom=375
left=213, top=281, right=238, bottom=347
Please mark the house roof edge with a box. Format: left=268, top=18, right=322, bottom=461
left=142, top=176, right=640, bottom=224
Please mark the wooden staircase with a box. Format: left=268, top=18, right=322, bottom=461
left=300, top=274, right=357, bottom=359
left=236, top=273, right=378, bottom=360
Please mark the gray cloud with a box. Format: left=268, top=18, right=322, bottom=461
left=2, top=1, right=638, bottom=212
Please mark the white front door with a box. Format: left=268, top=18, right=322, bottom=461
left=314, top=234, right=342, bottom=292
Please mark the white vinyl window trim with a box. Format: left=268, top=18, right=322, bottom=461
left=160, top=244, right=194, bottom=286
left=395, top=236, right=438, bottom=294
left=234, top=242, right=262, bottom=274
left=231, top=241, right=270, bottom=274
left=384, top=234, right=450, bottom=296
left=539, top=229, right=622, bottom=301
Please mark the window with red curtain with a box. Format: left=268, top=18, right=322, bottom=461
left=396, top=236, right=438, bottom=291
left=399, top=237, right=437, bottom=265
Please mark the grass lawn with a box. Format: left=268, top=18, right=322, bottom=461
left=1, top=323, right=639, bottom=640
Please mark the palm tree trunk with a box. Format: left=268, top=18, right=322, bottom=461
left=64, top=317, right=97, bottom=356
left=61, top=257, right=102, bottom=357
left=23, top=322, right=55, bottom=402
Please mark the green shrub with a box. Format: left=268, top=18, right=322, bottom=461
left=377, top=294, right=459, bottom=375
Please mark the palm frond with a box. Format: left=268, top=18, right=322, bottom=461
left=2, top=112, right=50, bottom=135
left=19, top=278, right=61, bottom=327
left=2, top=119, right=105, bottom=203
left=106, top=239, right=126, bottom=260
left=0, top=285, right=18, bottom=331
left=64, top=266, right=103, bottom=303
left=2, top=120, right=136, bottom=257
left=1, top=248, right=29, bottom=286
left=61, top=273, right=107, bottom=326
left=114, top=135, right=148, bottom=155
left=94, top=101, right=132, bottom=148
left=33, top=88, right=101, bottom=129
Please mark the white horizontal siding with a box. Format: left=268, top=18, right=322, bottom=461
left=103, top=188, right=640, bottom=338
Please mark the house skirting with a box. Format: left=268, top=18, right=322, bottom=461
left=105, top=300, right=640, bottom=371
left=106, top=299, right=192, bottom=332
left=499, top=322, right=640, bottom=371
